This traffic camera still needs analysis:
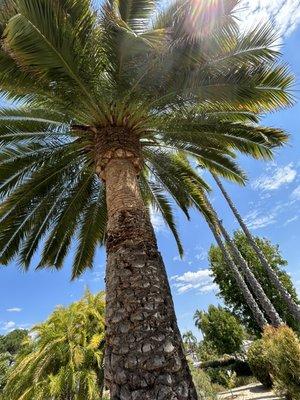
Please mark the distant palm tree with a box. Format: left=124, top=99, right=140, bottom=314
left=207, top=220, right=268, bottom=330
left=3, top=291, right=106, bottom=400
left=197, top=189, right=282, bottom=327
left=212, top=173, right=300, bottom=324
left=0, top=0, right=293, bottom=397
left=218, top=220, right=282, bottom=326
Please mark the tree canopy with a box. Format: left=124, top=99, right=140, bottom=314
left=194, top=305, right=245, bottom=355
left=0, top=329, right=28, bottom=355
left=209, top=231, right=300, bottom=334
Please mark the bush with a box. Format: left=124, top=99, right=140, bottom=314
left=264, top=326, right=300, bottom=399
left=190, top=366, right=217, bottom=399
left=247, top=339, right=273, bottom=388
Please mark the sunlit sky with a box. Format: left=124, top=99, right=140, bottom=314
left=1, top=1, right=300, bottom=338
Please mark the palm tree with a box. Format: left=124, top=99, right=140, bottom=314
left=182, top=331, right=198, bottom=356
left=212, top=173, right=300, bottom=324
left=0, top=0, right=293, bottom=397
left=207, top=220, right=268, bottom=330
left=196, top=188, right=282, bottom=327
left=182, top=176, right=268, bottom=329
left=218, top=220, right=282, bottom=326
left=177, top=163, right=277, bottom=329
left=3, top=291, right=106, bottom=400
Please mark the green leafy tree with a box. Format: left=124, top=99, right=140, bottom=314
left=0, top=329, right=28, bottom=355
left=3, top=291, right=105, bottom=400
left=0, top=0, right=293, bottom=396
left=194, top=305, right=245, bottom=355
left=0, top=329, right=29, bottom=395
left=196, top=341, right=220, bottom=363
left=210, top=231, right=300, bottom=334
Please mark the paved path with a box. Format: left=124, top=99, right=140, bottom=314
left=218, top=383, right=284, bottom=400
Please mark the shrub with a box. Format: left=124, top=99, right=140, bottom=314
left=206, top=366, right=233, bottom=389
left=264, top=325, right=300, bottom=399
left=190, top=366, right=217, bottom=399
left=247, top=339, right=273, bottom=388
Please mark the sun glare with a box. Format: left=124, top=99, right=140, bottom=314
left=184, top=0, right=225, bottom=39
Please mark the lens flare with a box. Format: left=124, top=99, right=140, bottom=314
left=184, top=0, right=225, bottom=39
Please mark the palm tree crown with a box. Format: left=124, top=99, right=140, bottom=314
left=0, top=0, right=293, bottom=277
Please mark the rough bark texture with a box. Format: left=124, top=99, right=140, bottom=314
left=99, top=141, right=198, bottom=399
left=212, top=173, right=300, bottom=324
left=219, top=222, right=282, bottom=327
left=208, top=221, right=267, bottom=330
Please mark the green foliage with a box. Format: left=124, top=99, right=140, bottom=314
left=0, top=352, right=12, bottom=392
left=0, top=329, right=28, bottom=355
left=206, top=367, right=233, bottom=388
left=209, top=231, right=300, bottom=334
left=197, top=341, right=220, bottom=363
left=0, top=0, right=293, bottom=277
left=248, top=326, right=300, bottom=398
left=264, top=326, right=300, bottom=399
left=194, top=305, right=245, bottom=355
left=182, top=330, right=198, bottom=355
left=248, top=339, right=273, bottom=388
left=190, top=366, right=217, bottom=399
left=3, top=291, right=106, bottom=400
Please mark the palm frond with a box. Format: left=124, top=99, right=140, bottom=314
left=72, top=180, right=107, bottom=279
left=140, top=175, right=184, bottom=257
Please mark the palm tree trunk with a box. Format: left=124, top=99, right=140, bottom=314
left=207, top=220, right=267, bottom=330
left=201, top=192, right=280, bottom=327
left=100, top=156, right=198, bottom=400
left=218, top=221, right=282, bottom=327
left=212, top=173, right=300, bottom=323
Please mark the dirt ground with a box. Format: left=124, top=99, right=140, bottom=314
left=217, top=383, right=284, bottom=400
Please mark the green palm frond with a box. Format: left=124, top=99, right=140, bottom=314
left=38, top=172, right=95, bottom=269
left=0, top=0, right=293, bottom=276
left=72, top=181, right=107, bottom=279
left=140, top=174, right=184, bottom=257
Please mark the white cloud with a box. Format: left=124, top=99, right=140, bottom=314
left=171, top=269, right=217, bottom=295
left=199, top=283, right=219, bottom=293
left=252, top=164, right=297, bottom=191
left=244, top=209, right=277, bottom=230
left=238, top=1, right=300, bottom=38
left=1, top=321, right=16, bottom=331
left=6, top=307, right=22, bottom=313
left=194, top=247, right=207, bottom=261
left=291, top=185, right=300, bottom=201
left=244, top=201, right=291, bottom=230
left=283, top=216, right=299, bottom=226
left=150, top=209, right=166, bottom=233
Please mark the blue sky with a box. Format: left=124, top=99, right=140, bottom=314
left=1, top=1, right=300, bottom=338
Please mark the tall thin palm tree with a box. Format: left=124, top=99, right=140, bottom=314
left=0, top=0, right=293, bottom=397
left=184, top=180, right=267, bottom=329
left=212, top=173, right=300, bottom=324
left=218, top=221, right=282, bottom=326
left=3, top=291, right=106, bottom=400
left=180, top=169, right=282, bottom=328
left=208, top=219, right=267, bottom=329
